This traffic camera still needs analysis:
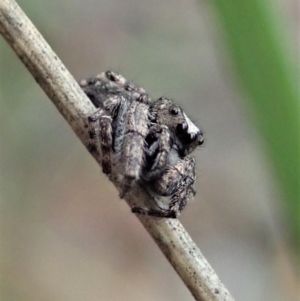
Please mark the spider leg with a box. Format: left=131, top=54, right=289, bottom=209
left=132, top=157, right=196, bottom=218
left=142, top=124, right=171, bottom=181
left=119, top=101, right=149, bottom=198
left=88, top=109, right=113, bottom=174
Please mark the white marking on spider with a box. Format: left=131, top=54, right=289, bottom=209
left=183, top=112, right=199, bottom=135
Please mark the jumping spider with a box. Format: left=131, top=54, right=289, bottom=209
left=79, top=71, right=204, bottom=218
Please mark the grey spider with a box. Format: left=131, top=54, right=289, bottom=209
left=79, top=71, right=204, bottom=218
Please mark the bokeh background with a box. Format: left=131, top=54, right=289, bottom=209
left=1, top=0, right=299, bottom=300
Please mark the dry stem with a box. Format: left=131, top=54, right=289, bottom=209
left=0, top=1, right=234, bottom=300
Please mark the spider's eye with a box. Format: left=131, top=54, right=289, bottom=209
left=170, top=107, right=179, bottom=116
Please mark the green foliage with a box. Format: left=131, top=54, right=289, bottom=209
left=209, top=0, right=300, bottom=251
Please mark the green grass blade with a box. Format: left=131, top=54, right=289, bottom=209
left=208, top=0, right=300, bottom=251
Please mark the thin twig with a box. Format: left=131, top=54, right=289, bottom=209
left=0, top=1, right=234, bottom=300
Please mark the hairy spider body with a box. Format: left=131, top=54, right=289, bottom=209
left=80, top=71, right=203, bottom=217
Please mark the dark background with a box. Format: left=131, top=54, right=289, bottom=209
left=1, top=0, right=298, bottom=300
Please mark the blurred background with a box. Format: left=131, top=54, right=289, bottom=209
left=0, top=0, right=299, bottom=300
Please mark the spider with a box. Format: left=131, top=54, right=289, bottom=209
left=79, top=71, right=204, bottom=218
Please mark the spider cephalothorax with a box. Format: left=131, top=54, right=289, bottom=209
left=79, top=71, right=204, bottom=218
left=148, top=97, right=203, bottom=156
